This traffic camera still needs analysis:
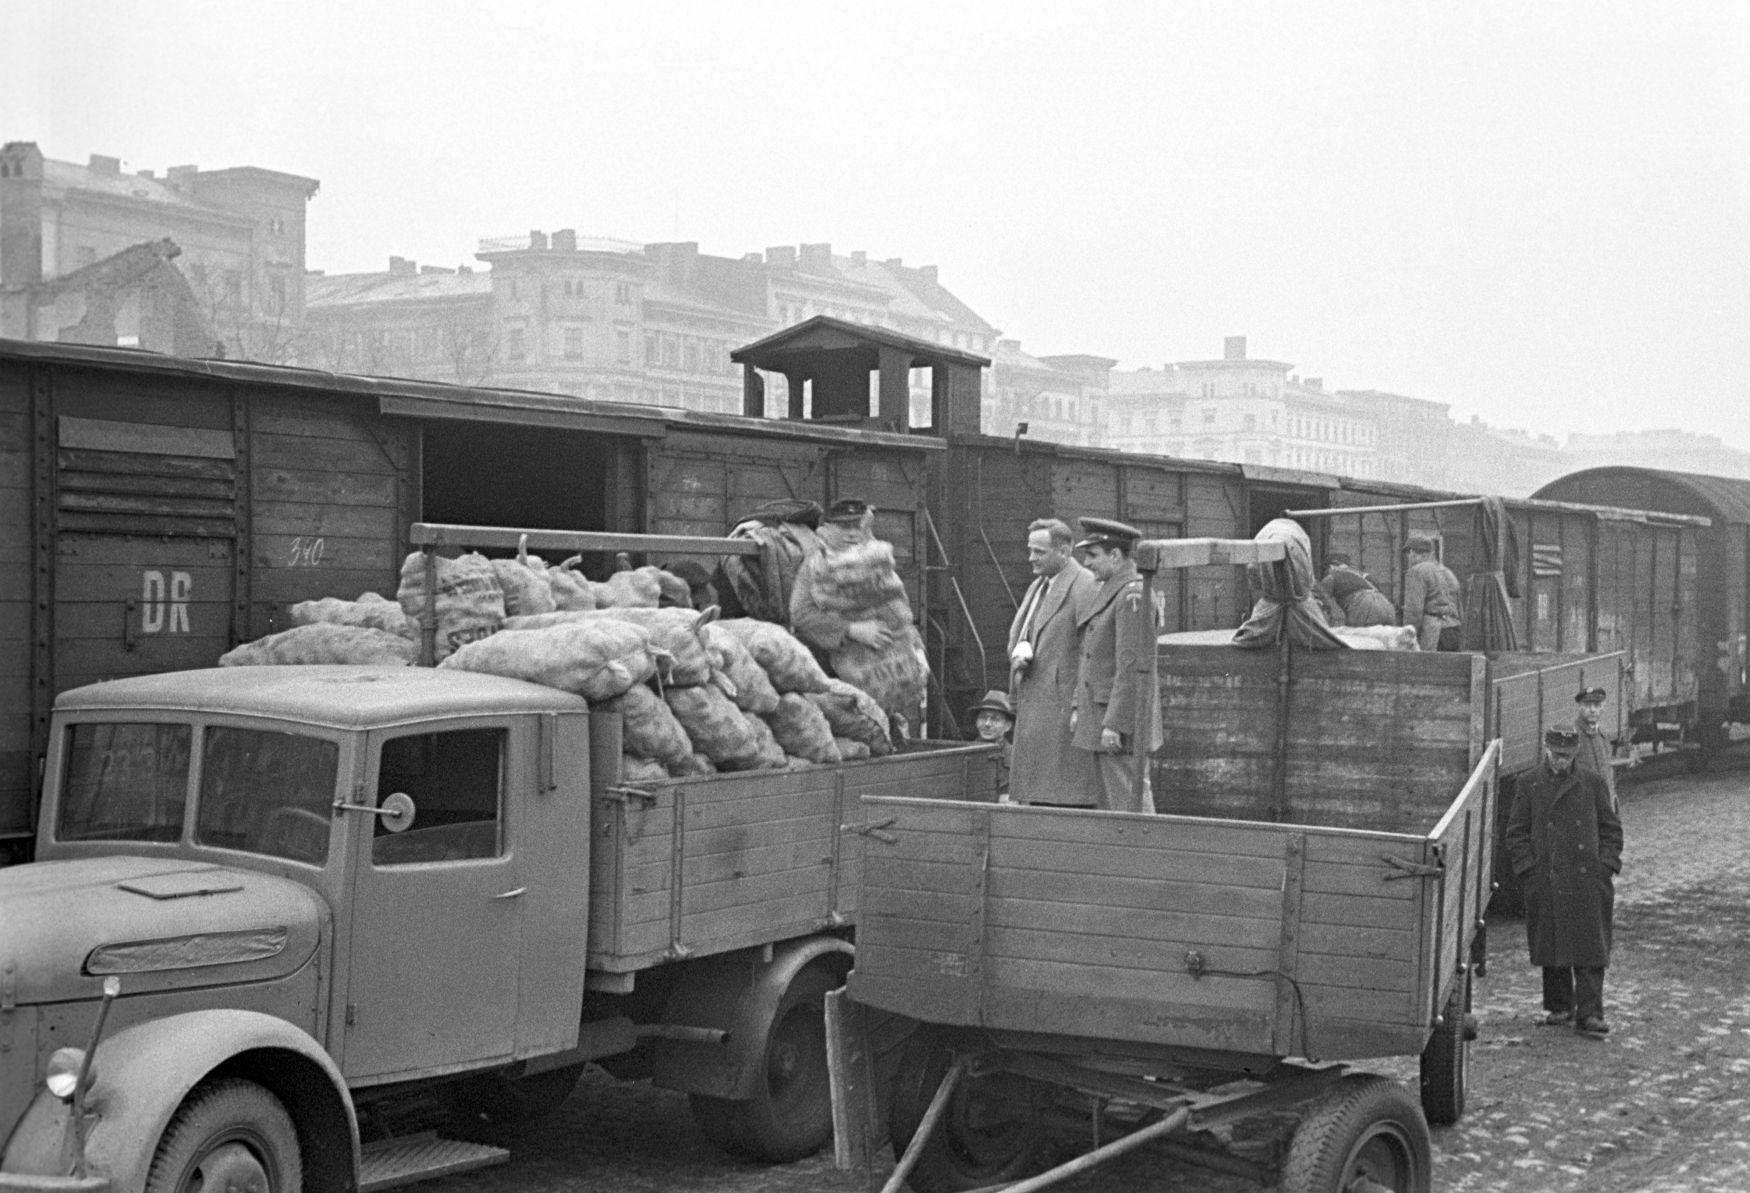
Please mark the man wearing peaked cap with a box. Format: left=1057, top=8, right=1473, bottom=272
left=1506, top=723, right=1623, bottom=1038
left=1402, top=534, right=1463, bottom=651
left=1572, top=684, right=1634, bottom=811
left=1070, top=516, right=1161, bottom=813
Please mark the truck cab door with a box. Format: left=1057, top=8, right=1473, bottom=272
left=339, top=721, right=525, bottom=1083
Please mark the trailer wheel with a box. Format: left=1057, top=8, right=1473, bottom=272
left=689, top=964, right=836, bottom=1161
left=145, top=1078, right=303, bottom=1193
left=1419, top=968, right=1472, bottom=1126
left=1282, top=1074, right=1431, bottom=1193
left=446, top=1063, right=585, bottom=1130
left=887, top=1037, right=1048, bottom=1193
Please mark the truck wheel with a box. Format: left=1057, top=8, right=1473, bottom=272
left=689, top=964, right=837, bottom=1161
left=1282, top=1074, right=1431, bottom=1193
left=1419, top=968, right=1471, bottom=1125
left=446, top=1063, right=586, bottom=1130
left=887, top=1036, right=1047, bottom=1193
left=145, top=1078, right=303, bottom=1193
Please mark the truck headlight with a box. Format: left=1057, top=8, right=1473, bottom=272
left=45, top=1047, right=88, bottom=1101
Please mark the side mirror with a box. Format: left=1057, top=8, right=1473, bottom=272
left=378, top=791, right=417, bottom=833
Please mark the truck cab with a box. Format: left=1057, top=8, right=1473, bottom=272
left=2, top=665, right=593, bottom=1193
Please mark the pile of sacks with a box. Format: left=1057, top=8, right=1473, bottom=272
left=217, top=546, right=895, bottom=778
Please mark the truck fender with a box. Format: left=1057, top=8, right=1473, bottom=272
left=10, top=1009, right=359, bottom=1193
left=652, top=936, right=853, bottom=1100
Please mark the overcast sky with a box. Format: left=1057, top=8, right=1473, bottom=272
left=7, top=1, right=1748, bottom=449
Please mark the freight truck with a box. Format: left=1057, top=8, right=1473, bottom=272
left=0, top=533, right=997, bottom=1193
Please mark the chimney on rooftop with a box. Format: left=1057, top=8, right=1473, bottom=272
left=528, top=230, right=548, bottom=251
left=766, top=246, right=796, bottom=267
left=1224, top=336, right=1246, bottom=360
left=458, top=264, right=473, bottom=275
left=800, top=243, right=832, bottom=268
left=88, top=154, right=121, bottom=176
left=389, top=256, right=416, bottom=276
left=551, top=228, right=577, bottom=252
left=884, top=257, right=903, bottom=270
left=1305, top=377, right=1323, bottom=391
left=166, top=165, right=198, bottom=188
left=851, top=250, right=866, bottom=267
left=136, top=168, right=154, bottom=179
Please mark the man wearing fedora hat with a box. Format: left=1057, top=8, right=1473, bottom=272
left=1402, top=534, right=1463, bottom=651
left=1573, top=685, right=1635, bottom=812
left=1506, top=726, right=1624, bottom=1038
left=968, top=689, right=1016, bottom=797
left=1007, top=518, right=1101, bottom=806
left=1070, top=517, right=1162, bottom=813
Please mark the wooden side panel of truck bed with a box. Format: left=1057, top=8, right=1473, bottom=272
left=585, top=719, right=999, bottom=972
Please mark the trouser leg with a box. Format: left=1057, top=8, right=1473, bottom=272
left=1094, top=752, right=1155, bottom=814
left=1573, top=967, right=1606, bottom=1022
left=1542, top=967, right=1574, bottom=1015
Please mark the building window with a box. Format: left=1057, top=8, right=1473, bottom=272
left=644, top=332, right=660, bottom=366
left=615, top=282, right=634, bottom=306
left=663, top=335, right=679, bottom=367
left=1202, top=383, right=1215, bottom=398
left=1203, top=409, right=1216, bottom=428
left=616, top=329, right=631, bottom=365
left=684, top=339, right=700, bottom=372
left=506, top=326, right=526, bottom=363
left=509, top=280, right=519, bottom=301
left=1244, top=413, right=1256, bottom=431
left=269, top=274, right=287, bottom=309
left=564, top=326, right=584, bottom=360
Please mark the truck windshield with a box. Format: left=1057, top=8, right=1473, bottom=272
left=197, top=727, right=340, bottom=865
left=58, top=723, right=193, bottom=842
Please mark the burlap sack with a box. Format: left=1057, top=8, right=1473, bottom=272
left=681, top=753, right=719, bottom=776
left=219, top=623, right=417, bottom=667
left=834, top=737, right=872, bottom=761
left=396, top=551, right=505, bottom=662
left=717, top=619, right=831, bottom=694
left=620, top=755, right=670, bottom=784
left=831, top=624, right=928, bottom=726
left=594, top=567, right=663, bottom=609
left=438, top=619, right=655, bottom=702
left=766, top=693, right=841, bottom=764
left=666, top=684, right=763, bottom=771
left=807, top=678, right=895, bottom=756
left=806, top=539, right=908, bottom=614
left=703, top=623, right=781, bottom=715
left=490, top=542, right=558, bottom=617
left=289, top=592, right=411, bottom=638
left=506, top=607, right=718, bottom=687
left=598, top=683, right=694, bottom=772
left=548, top=557, right=598, bottom=611
left=744, top=714, right=790, bottom=770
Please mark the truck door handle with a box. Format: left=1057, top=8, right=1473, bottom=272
left=493, top=887, right=527, bottom=899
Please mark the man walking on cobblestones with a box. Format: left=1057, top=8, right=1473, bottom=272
left=1506, top=727, right=1624, bottom=1038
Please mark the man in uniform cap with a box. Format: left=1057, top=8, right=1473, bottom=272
left=1506, top=725, right=1624, bottom=1038
left=1069, top=518, right=1162, bottom=813
left=1573, top=685, right=1634, bottom=811
left=1402, top=534, right=1463, bottom=651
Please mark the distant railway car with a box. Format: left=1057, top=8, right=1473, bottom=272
left=1536, top=467, right=1750, bottom=751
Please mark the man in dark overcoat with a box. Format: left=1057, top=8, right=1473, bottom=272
left=1006, top=519, right=1100, bottom=806
left=1070, top=518, right=1162, bottom=814
left=1505, top=726, right=1624, bottom=1037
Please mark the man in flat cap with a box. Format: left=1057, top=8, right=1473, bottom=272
left=1070, top=518, right=1162, bottom=813
left=1573, top=685, right=1635, bottom=811
left=1007, top=518, right=1101, bottom=806
left=1505, top=726, right=1624, bottom=1038
left=1402, top=534, right=1463, bottom=651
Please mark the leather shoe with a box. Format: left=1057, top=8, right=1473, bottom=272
left=1539, top=1010, right=1573, bottom=1026
left=1576, top=1016, right=1610, bottom=1036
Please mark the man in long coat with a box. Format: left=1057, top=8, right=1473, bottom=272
left=1070, top=518, right=1163, bottom=814
left=1505, top=727, right=1624, bottom=1037
left=1006, top=519, right=1100, bottom=806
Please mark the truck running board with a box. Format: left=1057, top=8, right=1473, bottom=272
left=360, top=1131, right=510, bottom=1192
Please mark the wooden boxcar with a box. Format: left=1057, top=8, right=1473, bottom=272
left=1535, top=467, right=1750, bottom=751
left=0, top=336, right=949, bottom=853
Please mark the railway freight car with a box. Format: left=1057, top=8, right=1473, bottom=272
left=1535, top=467, right=1750, bottom=754
left=0, top=327, right=981, bottom=855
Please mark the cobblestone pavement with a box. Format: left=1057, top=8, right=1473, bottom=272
left=421, top=750, right=1750, bottom=1193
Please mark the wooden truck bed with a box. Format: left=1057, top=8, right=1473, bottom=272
left=846, top=645, right=1496, bottom=1067
left=584, top=715, right=999, bottom=972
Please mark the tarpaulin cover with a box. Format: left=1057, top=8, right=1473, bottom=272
left=1231, top=519, right=1349, bottom=650
left=1463, top=495, right=1522, bottom=651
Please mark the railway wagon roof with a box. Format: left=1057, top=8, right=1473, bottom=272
left=53, top=666, right=587, bottom=728
left=0, top=337, right=940, bottom=453
left=1536, top=466, right=1750, bottom=527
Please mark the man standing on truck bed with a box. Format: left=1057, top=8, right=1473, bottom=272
left=1505, top=726, right=1624, bottom=1039
left=1070, top=518, right=1162, bottom=813
left=1008, top=518, right=1101, bottom=806
left=1402, top=534, right=1464, bottom=651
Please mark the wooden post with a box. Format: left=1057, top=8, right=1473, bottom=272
left=878, top=1056, right=966, bottom=1193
